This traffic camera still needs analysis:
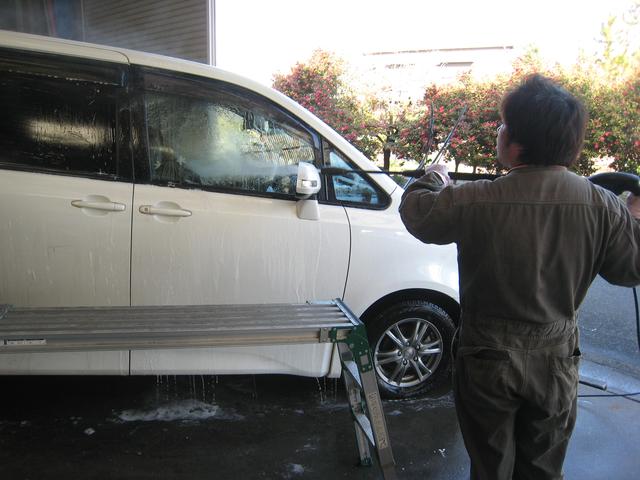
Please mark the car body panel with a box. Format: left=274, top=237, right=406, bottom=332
left=131, top=185, right=350, bottom=306
left=0, top=171, right=133, bottom=307
left=0, top=29, right=129, bottom=64
left=130, top=344, right=334, bottom=376
left=343, top=189, right=460, bottom=316
left=0, top=351, right=129, bottom=375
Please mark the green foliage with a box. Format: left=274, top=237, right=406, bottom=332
left=603, top=72, right=640, bottom=173
left=397, top=45, right=639, bottom=175
left=410, top=74, right=505, bottom=174
left=365, top=97, right=431, bottom=170
left=272, top=50, right=377, bottom=159
left=272, top=50, right=434, bottom=167
left=554, top=61, right=639, bottom=174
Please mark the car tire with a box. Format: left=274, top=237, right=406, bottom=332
left=367, top=300, right=455, bottom=399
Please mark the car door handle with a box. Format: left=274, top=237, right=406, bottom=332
left=71, top=199, right=126, bottom=212
left=139, top=205, right=192, bottom=217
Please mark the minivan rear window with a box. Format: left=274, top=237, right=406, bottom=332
left=0, top=52, right=123, bottom=179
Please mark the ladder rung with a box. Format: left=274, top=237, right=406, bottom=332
left=341, top=359, right=364, bottom=389
left=353, top=412, right=375, bottom=445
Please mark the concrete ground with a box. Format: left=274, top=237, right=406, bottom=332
left=1, top=360, right=639, bottom=480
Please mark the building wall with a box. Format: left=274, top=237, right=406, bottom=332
left=83, top=0, right=209, bottom=63
left=356, top=46, right=518, bottom=101
left=0, top=0, right=83, bottom=39
left=0, top=0, right=211, bottom=64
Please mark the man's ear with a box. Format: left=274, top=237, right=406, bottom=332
left=506, top=141, right=523, bottom=166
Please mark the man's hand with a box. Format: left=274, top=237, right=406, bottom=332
left=425, top=164, right=451, bottom=187
left=627, top=194, right=640, bottom=219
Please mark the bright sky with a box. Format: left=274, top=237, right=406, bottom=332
left=215, top=0, right=637, bottom=85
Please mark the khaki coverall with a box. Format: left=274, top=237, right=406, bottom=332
left=399, top=165, right=640, bottom=480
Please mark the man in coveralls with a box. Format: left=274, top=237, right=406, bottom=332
left=399, top=74, right=640, bottom=480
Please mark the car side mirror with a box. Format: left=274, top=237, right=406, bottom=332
left=295, top=162, right=321, bottom=198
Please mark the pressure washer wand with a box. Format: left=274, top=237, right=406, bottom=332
left=320, top=167, right=425, bottom=177
left=322, top=105, right=468, bottom=180
left=319, top=169, right=499, bottom=182
left=406, top=102, right=436, bottom=188
left=430, top=104, right=468, bottom=167
left=404, top=105, right=468, bottom=188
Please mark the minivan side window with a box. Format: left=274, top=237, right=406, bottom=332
left=326, top=148, right=389, bottom=209
left=0, top=50, right=125, bottom=179
left=141, top=70, right=319, bottom=198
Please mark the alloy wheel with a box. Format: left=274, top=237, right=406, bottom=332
left=373, top=317, right=444, bottom=388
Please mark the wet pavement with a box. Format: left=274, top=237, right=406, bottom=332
left=0, top=362, right=639, bottom=480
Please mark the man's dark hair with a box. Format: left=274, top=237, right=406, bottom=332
left=500, top=74, right=587, bottom=167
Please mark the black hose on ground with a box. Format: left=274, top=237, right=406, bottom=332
left=577, top=286, right=640, bottom=398
left=634, top=287, right=640, bottom=352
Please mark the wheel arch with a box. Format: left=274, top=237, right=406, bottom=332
left=360, top=289, right=460, bottom=327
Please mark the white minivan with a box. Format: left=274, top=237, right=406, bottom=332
left=0, top=31, right=459, bottom=398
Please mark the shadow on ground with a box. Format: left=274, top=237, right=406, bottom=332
left=1, top=374, right=638, bottom=479
left=0, top=375, right=465, bottom=479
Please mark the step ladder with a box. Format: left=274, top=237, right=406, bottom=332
left=0, top=300, right=396, bottom=479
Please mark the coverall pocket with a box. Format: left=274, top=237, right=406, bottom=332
left=546, top=349, right=581, bottom=414
left=457, top=347, right=512, bottom=404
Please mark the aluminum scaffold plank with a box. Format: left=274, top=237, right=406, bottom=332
left=0, top=299, right=397, bottom=479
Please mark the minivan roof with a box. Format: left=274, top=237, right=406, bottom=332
left=0, top=29, right=270, bottom=93
left=0, top=29, right=400, bottom=195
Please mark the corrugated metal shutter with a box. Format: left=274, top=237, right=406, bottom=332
left=83, top=0, right=208, bottom=63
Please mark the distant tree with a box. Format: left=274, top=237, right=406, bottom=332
left=597, top=3, right=640, bottom=82
left=598, top=70, right=640, bottom=173
left=561, top=7, right=640, bottom=174
left=272, top=50, right=377, bottom=159
left=405, top=74, right=506, bottom=174
left=409, top=42, right=639, bottom=176
left=591, top=5, right=640, bottom=173
left=365, top=98, right=434, bottom=171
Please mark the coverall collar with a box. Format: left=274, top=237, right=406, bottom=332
left=507, top=164, right=568, bottom=174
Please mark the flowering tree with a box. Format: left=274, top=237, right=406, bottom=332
left=608, top=72, right=640, bottom=172
left=365, top=97, right=433, bottom=170
left=274, top=20, right=639, bottom=175
left=381, top=74, right=507, bottom=176
left=406, top=45, right=639, bottom=176
left=272, top=50, right=377, bottom=159
left=273, top=50, right=436, bottom=169
left=417, top=75, right=504, bottom=174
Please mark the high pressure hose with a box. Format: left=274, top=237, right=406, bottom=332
left=634, top=287, right=640, bottom=352
left=580, top=172, right=640, bottom=398
left=587, top=172, right=640, bottom=354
